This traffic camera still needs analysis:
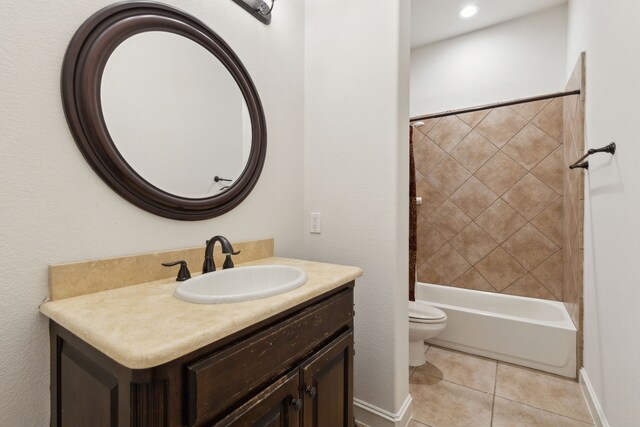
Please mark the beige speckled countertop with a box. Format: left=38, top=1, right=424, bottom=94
left=40, top=257, right=362, bottom=369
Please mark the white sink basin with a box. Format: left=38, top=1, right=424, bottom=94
left=174, top=265, right=308, bottom=304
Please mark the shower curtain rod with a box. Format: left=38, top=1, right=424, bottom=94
left=410, top=90, right=581, bottom=122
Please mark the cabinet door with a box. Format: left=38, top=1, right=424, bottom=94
left=215, top=370, right=301, bottom=427
left=301, top=329, right=354, bottom=427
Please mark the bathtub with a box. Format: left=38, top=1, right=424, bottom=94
left=416, top=282, right=577, bottom=378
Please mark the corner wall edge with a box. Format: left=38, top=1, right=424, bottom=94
left=579, top=367, right=610, bottom=427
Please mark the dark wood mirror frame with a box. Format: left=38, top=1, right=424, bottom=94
left=62, top=2, right=267, bottom=220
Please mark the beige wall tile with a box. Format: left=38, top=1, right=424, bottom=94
left=426, top=156, right=472, bottom=196
left=457, top=109, right=491, bottom=128
left=450, top=131, right=498, bottom=173
left=417, top=261, right=445, bottom=284
left=411, top=127, right=425, bottom=144
left=427, top=244, right=471, bottom=284
left=532, top=146, right=564, bottom=195
left=502, top=224, right=559, bottom=270
left=495, top=363, right=593, bottom=423
left=562, top=55, right=585, bottom=363
left=415, top=95, right=569, bottom=301
left=502, top=174, right=559, bottom=220
left=414, top=136, right=447, bottom=177
left=502, top=124, right=560, bottom=170
left=475, top=152, right=528, bottom=196
left=417, top=216, right=447, bottom=261
left=428, top=115, right=472, bottom=152
left=452, top=268, right=497, bottom=293
left=531, top=199, right=563, bottom=247
left=416, top=117, right=441, bottom=136
left=451, top=223, right=498, bottom=265
left=531, top=251, right=564, bottom=300
left=503, top=274, right=557, bottom=301
left=416, top=172, right=447, bottom=218
left=532, top=98, right=564, bottom=143
left=570, top=294, right=580, bottom=329
left=475, top=247, right=526, bottom=291
left=427, top=200, right=471, bottom=240
left=450, top=177, right=498, bottom=219
left=475, top=107, right=528, bottom=148
left=508, top=99, right=552, bottom=121
left=475, top=199, right=527, bottom=244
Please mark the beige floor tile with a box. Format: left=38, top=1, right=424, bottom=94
left=410, top=372, right=493, bottom=427
left=492, top=397, right=594, bottom=427
left=409, top=420, right=432, bottom=427
left=495, top=364, right=593, bottom=423
left=416, top=346, right=497, bottom=393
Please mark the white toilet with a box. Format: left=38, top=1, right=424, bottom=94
left=409, top=300, right=447, bottom=367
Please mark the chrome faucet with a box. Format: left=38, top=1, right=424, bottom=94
left=202, top=235, right=240, bottom=273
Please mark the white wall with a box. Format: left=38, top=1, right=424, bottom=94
left=0, top=0, right=305, bottom=424
left=410, top=4, right=568, bottom=116
left=566, top=1, right=640, bottom=425
left=304, top=0, right=411, bottom=418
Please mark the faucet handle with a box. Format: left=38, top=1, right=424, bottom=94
left=223, top=251, right=241, bottom=269
left=161, top=260, right=191, bottom=281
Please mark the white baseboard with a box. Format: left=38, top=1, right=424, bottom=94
left=579, top=368, right=610, bottom=427
left=354, top=394, right=413, bottom=427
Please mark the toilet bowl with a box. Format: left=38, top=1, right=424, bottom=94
left=409, top=300, right=447, bottom=367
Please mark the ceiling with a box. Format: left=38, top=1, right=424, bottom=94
left=411, top=0, right=568, bottom=48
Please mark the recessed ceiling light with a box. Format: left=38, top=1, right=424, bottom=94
left=459, top=4, right=478, bottom=18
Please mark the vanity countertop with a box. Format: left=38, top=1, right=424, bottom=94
left=40, top=257, right=362, bottom=369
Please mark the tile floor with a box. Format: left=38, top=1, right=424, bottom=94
left=408, top=345, right=594, bottom=427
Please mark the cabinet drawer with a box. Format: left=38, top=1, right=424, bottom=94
left=187, top=288, right=353, bottom=426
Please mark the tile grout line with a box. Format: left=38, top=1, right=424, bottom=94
left=416, top=368, right=497, bottom=396
left=529, top=200, right=564, bottom=245
left=424, top=102, right=561, bottom=212
left=529, top=144, right=565, bottom=195
left=495, top=394, right=595, bottom=425
left=499, top=124, right=562, bottom=174
left=499, top=173, right=559, bottom=220
left=413, top=349, right=592, bottom=426
left=490, top=360, right=498, bottom=426
left=494, top=362, right=594, bottom=425
left=528, top=249, right=564, bottom=300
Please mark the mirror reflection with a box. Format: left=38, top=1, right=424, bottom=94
left=101, top=31, right=252, bottom=198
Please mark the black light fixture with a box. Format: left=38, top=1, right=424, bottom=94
left=231, top=0, right=276, bottom=25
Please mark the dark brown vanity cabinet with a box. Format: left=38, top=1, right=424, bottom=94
left=50, top=283, right=354, bottom=427
left=219, top=330, right=353, bottom=427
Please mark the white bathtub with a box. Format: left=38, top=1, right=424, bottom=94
left=416, top=282, right=577, bottom=378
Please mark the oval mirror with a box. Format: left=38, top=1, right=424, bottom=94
left=62, top=2, right=266, bottom=220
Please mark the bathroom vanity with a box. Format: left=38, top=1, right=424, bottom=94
left=41, top=256, right=361, bottom=426
left=47, top=3, right=364, bottom=424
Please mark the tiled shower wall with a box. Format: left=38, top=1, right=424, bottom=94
left=564, top=53, right=585, bottom=369
left=412, top=97, right=564, bottom=300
